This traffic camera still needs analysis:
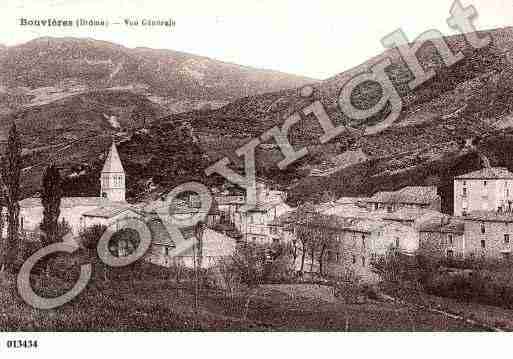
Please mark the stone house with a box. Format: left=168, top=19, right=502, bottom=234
left=453, top=167, right=513, bottom=216
left=142, top=200, right=236, bottom=269
left=418, top=218, right=465, bottom=260
left=244, top=199, right=292, bottom=244
left=325, top=218, right=418, bottom=282
left=462, top=210, right=513, bottom=261
left=275, top=210, right=418, bottom=282
left=366, top=186, right=441, bottom=213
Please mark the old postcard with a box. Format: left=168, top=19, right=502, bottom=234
left=0, top=0, right=512, bottom=356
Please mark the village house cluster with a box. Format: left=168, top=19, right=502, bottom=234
left=225, top=166, right=513, bottom=281
left=7, top=140, right=513, bottom=283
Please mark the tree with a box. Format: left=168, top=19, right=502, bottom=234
left=291, top=202, right=317, bottom=275
left=230, top=243, right=266, bottom=320
left=79, top=224, right=108, bottom=281
left=40, top=164, right=62, bottom=275
left=316, top=215, right=337, bottom=277
left=130, top=101, right=156, bottom=129
left=148, top=123, right=206, bottom=186
left=80, top=224, right=108, bottom=252
left=1, top=123, right=22, bottom=272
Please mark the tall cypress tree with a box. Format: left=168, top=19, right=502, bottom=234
left=41, top=164, right=62, bottom=251
left=1, top=123, right=22, bottom=272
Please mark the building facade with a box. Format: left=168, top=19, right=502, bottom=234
left=418, top=219, right=465, bottom=260
left=462, top=211, right=513, bottom=261
left=453, top=167, right=513, bottom=216
left=100, top=142, right=126, bottom=202
left=325, top=219, right=418, bottom=282
left=14, top=142, right=132, bottom=240
left=366, top=186, right=441, bottom=213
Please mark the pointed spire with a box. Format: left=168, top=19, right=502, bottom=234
left=102, top=142, right=124, bottom=173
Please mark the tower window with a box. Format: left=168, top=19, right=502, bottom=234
left=481, top=240, right=486, bottom=249
left=505, top=234, right=510, bottom=244
left=481, top=223, right=486, bottom=234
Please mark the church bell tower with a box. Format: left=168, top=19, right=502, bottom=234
left=100, top=142, right=126, bottom=202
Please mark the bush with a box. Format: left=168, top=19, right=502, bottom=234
left=425, top=267, right=513, bottom=309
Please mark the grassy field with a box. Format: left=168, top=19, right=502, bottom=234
left=0, top=272, right=486, bottom=331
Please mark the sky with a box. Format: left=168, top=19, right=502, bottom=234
left=0, top=0, right=512, bottom=79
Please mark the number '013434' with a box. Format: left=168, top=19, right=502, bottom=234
left=6, top=340, right=38, bottom=349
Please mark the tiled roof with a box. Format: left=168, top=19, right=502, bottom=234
left=335, top=197, right=370, bottom=204
left=246, top=200, right=285, bottom=213
left=102, top=142, right=124, bottom=173
left=274, top=210, right=385, bottom=234
left=82, top=205, right=135, bottom=219
left=141, top=198, right=220, bottom=216
left=19, top=197, right=128, bottom=208
left=367, top=186, right=439, bottom=205
left=319, top=203, right=373, bottom=219
left=383, top=208, right=446, bottom=222
left=346, top=219, right=385, bottom=233
left=418, top=218, right=464, bottom=233
left=463, top=210, right=513, bottom=223
left=455, top=167, right=513, bottom=180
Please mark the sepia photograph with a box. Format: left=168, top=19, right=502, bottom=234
left=0, top=0, right=512, bottom=356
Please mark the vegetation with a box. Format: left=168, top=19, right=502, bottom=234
left=1, top=123, right=22, bottom=272
left=39, top=164, right=63, bottom=274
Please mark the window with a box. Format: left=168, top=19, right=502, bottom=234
left=362, top=235, right=366, bottom=249
left=481, top=223, right=486, bottom=234
left=502, top=252, right=511, bottom=261
left=470, top=253, right=475, bottom=260
left=362, top=256, right=366, bottom=266
left=448, top=234, right=453, bottom=246
left=462, top=187, right=467, bottom=197
left=352, top=254, right=356, bottom=264
left=481, top=240, right=486, bottom=249
left=483, top=180, right=487, bottom=187
left=447, top=250, right=454, bottom=258
left=395, top=238, right=400, bottom=248
left=505, top=234, right=510, bottom=245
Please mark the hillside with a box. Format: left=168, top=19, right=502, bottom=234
left=0, top=37, right=316, bottom=196
left=0, top=37, right=315, bottom=111
left=7, top=28, right=513, bottom=208
left=149, top=27, right=513, bottom=213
